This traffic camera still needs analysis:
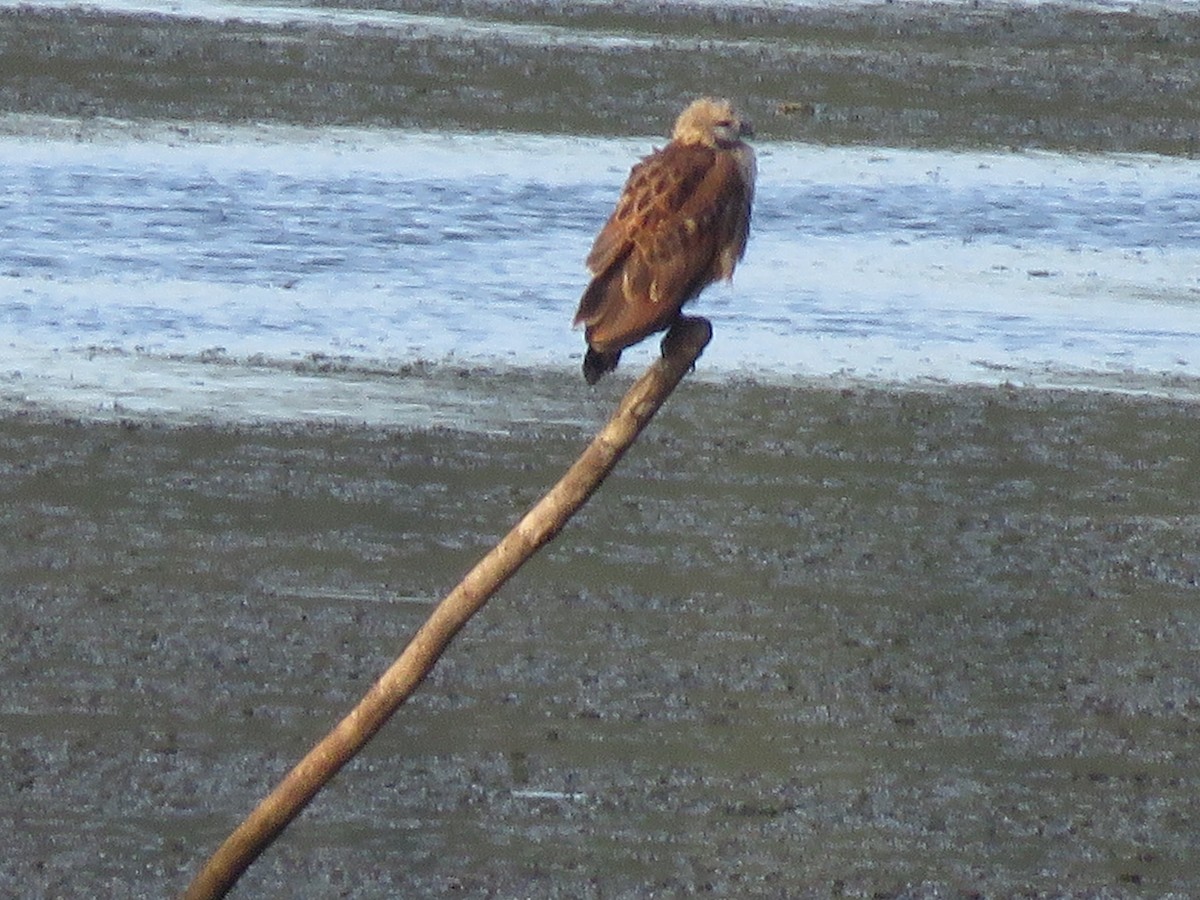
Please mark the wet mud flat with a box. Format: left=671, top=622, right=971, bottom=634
left=1, top=1, right=1199, bottom=155
left=2, top=372, right=1200, bottom=896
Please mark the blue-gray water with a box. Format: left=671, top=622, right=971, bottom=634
left=3, top=122, right=1199, bottom=425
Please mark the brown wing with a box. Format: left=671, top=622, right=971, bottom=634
left=574, top=143, right=752, bottom=338
left=583, top=145, right=710, bottom=278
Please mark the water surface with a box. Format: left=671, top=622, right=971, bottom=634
left=3, top=122, right=1198, bottom=426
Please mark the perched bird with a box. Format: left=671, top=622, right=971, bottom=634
left=573, top=97, right=756, bottom=384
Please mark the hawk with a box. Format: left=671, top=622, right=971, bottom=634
left=573, top=97, right=756, bottom=384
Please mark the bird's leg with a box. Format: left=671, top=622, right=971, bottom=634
left=660, top=316, right=713, bottom=368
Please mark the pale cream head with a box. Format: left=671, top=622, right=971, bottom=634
left=671, top=97, right=754, bottom=148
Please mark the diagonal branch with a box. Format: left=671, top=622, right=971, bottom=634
left=183, top=316, right=713, bottom=899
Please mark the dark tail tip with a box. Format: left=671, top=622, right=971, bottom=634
left=583, top=347, right=620, bottom=385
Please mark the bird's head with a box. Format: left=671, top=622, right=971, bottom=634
left=671, top=97, right=754, bottom=148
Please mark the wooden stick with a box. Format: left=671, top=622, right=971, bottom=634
left=183, top=316, right=713, bottom=899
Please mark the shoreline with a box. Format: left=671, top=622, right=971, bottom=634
left=4, top=376, right=1199, bottom=895
left=1, top=2, right=1198, bottom=156
left=5, top=3, right=1200, bottom=892
left=5, top=352, right=1200, bottom=433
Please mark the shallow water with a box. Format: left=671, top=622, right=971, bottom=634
left=2, top=2, right=1200, bottom=897
left=2, top=124, right=1199, bottom=426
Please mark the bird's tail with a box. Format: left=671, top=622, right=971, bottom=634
left=583, top=347, right=621, bottom=385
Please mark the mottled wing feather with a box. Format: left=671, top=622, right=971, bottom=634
left=636, top=151, right=751, bottom=299
left=575, top=144, right=750, bottom=331
left=584, top=147, right=709, bottom=275
left=575, top=146, right=711, bottom=326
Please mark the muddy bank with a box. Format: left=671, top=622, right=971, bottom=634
left=2, top=373, right=1199, bottom=896
left=1, top=2, right=1199, bottom=155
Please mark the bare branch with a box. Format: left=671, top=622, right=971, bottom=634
left=183, top=316, right=713, bottom=899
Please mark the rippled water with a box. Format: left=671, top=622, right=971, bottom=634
left=1, top=123, right=1198, bottom=422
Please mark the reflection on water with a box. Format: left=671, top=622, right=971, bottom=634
left=1, top=123, right=1198, bottom=422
